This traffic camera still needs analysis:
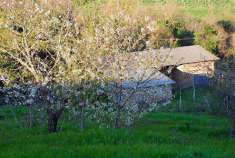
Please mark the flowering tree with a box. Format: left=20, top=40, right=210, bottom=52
left=0, top=0, right=101, bottom=132
left=0, top=0, right=175, bottom=131
left=82, top=3, right=173, bottom=128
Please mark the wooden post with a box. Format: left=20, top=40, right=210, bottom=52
left=28, top=103, right=33, bottom=128
left=179, top=88, right=182, bottom=112
left=192, top=76, right=196, bottom=101
left=231, top=112, right=235, bottom=137
left=79, top=101, right=85, bottom=132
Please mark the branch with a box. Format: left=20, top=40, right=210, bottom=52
left=0, top=47, right=40, bottom=82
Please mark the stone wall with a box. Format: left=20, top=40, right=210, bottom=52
left=176, top=61, right=215, bottom=75
left=171, top=61, right=215, bottom=88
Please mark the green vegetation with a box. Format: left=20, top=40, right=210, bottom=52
left=58, top=0, right=235, bottom=56
left=143, top=0, right=235, bottom=19
left=1, top=0, right=235, bottom=57
left=0, top=1, right=235, bottom=157
left=160, top=88, right=225, bottom=114
left=0, top=88, right=235, bottom=158
left=0, top=110, right=234, bottom=158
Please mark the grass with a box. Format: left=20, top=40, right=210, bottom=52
left=0, top=115, right=234, bottom=158
left=72, top=0, right=235, bottom=19
left=0, top=90, right=235, bottom=158
left=142, top=0, right=235, bottom=19
left=160, top=87, right=225, bottom=114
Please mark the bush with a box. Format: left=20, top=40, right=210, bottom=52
left=195, top=25, right=219, bottom=54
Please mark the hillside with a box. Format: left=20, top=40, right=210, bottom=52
left=2, top=0, right=234, bottom=56
left=143, top=0, right=235, bottom=19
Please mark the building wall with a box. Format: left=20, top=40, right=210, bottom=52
left=177, top=61, right=215, bottom=75
left=171, top=61, right=215, bottom=89
left=112, top=84, right=173, bottom=109
left=171, top=69, right=193, bottom=88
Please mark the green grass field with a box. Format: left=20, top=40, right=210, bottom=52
left=0, top=112, right=234, bottom=158
left=143, top=0, right=235, bottom=19
left=0, top=88, right=235, bottom=158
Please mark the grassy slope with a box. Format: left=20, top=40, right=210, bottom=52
left=143, top=0, right=235, bottom=19
left=0, top=101, right=235, bottom=158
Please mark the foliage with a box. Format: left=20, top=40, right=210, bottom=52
left=0, top=0, right=103, bottom=132
left=148, top=26, right=175, bottom=49
left=0, top=0, right=170, bottom=131
left=194, top=25, right=219, bottom=54
left=74, top=0, right=169, bottom=128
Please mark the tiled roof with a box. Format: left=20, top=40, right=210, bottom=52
left=102, top=45, right=218, bottom=88
left=134, top=45, right=219, bottom=66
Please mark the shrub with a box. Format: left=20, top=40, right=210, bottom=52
left=195, top=25, right=219, bottom=54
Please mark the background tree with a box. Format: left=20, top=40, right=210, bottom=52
left=214, top=57, right=235, bottom=136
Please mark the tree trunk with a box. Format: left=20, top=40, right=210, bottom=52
left=231, top=112, right=235, bottom=137
left=39, top=107, right=46, bottom=128
left=80, top=105, right=84, bottom=132
left=115, top=106, right=121, bottom=128
left=47, top=108, right=64, bottom=133
left=48, top=112, right=58, bottom=133
left=192, top=77, right=196, bottom=101
left=125, top=115, right=133, bottom=129
left=28, top=104, right=33, bottom=128
left=115, top=86, right=122, bottom=129
left=179, top=88, right=182, bottom=112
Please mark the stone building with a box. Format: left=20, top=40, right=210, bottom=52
left=103, top=45, right=219, bottom=106
left=128, top=45, right=219, bottom=89
left=109, top=71, right=175, bottom=106
left=102, top=52, right=175, bottom=106
left=170, top=61, right=217, bottom=88
left=159, top=45, right=219, bottom=88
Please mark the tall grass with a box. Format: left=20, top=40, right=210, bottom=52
left=0, top=88, right=235, bottom=157
left=0, top=108, right=234, bottom=158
